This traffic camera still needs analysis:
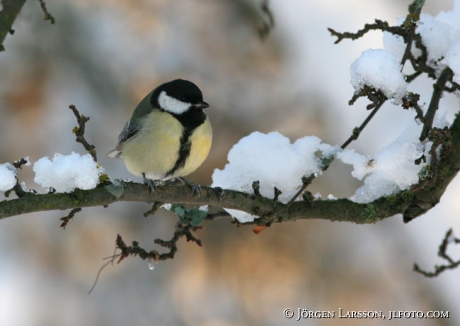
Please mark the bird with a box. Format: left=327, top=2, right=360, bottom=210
left=107, top=79, right=212, bottom=194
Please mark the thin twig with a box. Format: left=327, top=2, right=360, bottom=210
left=37, top=0, right=56, bottom=24
left=419, top=68, right=454, bottom=141
left=205, top=210, right=232, bottom=220
left=143, top=202, right=163, bottom=217
left=69, top=105, right=98, bottom=162
left=115, top=222, right=202, bottom=264
left=258, top=0, right=275, bottom=40
left=328, top=20, right=402, bottom=44
left=341, top=101, right=385, bottom=149
left=60, top=208, right=82, bottom=229
left=3, top=157, right=33, bottom=198
left=399, top=3, right=423, bottom=68
left=12, top=157, right=29, bottom=169
left=414, top=228, right=460, bottom=277
left=274, top=95, right=386, bottom=219
left=88, top=253, right=120, bottom=294
left=252, top=180, right=261, bottom=196
left=0, top=0, right=27, bottom=51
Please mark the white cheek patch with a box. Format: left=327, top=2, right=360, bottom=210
left=158, top=91, right=191, bottom=114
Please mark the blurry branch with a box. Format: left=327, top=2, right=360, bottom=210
left=205, top=210, right=232, bottom=220
left=38, top=0, right=55, bottom=24
left=89, top=254, right=118, bottom=294
left=231, top=0, right=275, bottom=40
left=117, top=223, right=202, bottom=264
left=0, top=0, right=27, bottom=51
left=0, top=0, right=56, bottom=51
left=89, top=227, right=202, bottom=293
left=414, top=228, right=460, bottom=277
left=60, top=207, right=81, bottom=229
left=257, top=0, right=275, bottom=40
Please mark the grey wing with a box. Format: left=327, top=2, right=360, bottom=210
left=106, top=120, right=141, bottom=158
left=118, top=120, right=142, bottom=145
left=107, top=91, right=154, bottom=159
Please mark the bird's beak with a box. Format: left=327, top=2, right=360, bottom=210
left=195, top=101, right=210, bottom=109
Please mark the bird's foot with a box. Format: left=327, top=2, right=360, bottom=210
left=177, top=177, right=201, bottom=197
left=143, top=173, right=163, bottom=192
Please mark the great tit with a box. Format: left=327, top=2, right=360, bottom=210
left=107, top=79, right=212, bottom=192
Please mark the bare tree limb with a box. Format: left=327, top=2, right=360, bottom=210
left=60, top=207, right=82, bottom=229
left=1, top=0, right=459, bottom=276
left=1, top=114, right=459, bottom=226
left=1, top=105, right=459, bottom=224
left=69, top=105, right=98, bottom=162
left=419, top=68, right=454, bottom=141
left=0, top=0, right=27, bottom=51
left=257, top=0, right=275, bottom=40
left=414, top=228, right=460, bottom=277
left=37, top=0, right=55, bottom=24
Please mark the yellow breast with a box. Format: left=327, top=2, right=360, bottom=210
left=121, top=110, right=212, bottom=180
left=174, top=117, right=212, bottom=178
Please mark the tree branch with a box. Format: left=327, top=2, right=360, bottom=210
left=37, top=0, right=55, bottom=24
left=2, top=106, right=459, bottom=225
left=419, top=68, right=454, bottom=141
left=341, top=99, right=385, bottom=149
left=414, top=228, right=460, bottom=277
left=0, top=183, right=379, bottom=223
left=0, top=0, right=27, bottom=51
left=1, top=0, right=459, bottom=276
left=1, top=108, right=459, bottom=226
left=69, top=105, right=98, bottom=161
left=257, top=0, right=275, bottom=40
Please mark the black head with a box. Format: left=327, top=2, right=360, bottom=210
left=150, top=79, right=209, bottom=114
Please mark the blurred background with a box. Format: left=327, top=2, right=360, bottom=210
left=1, top=0, right=459, bottom=325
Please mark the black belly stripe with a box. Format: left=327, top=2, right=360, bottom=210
left=164, top=107, right=206, bottom=177
left=165, top=129, right=193, bottom=177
